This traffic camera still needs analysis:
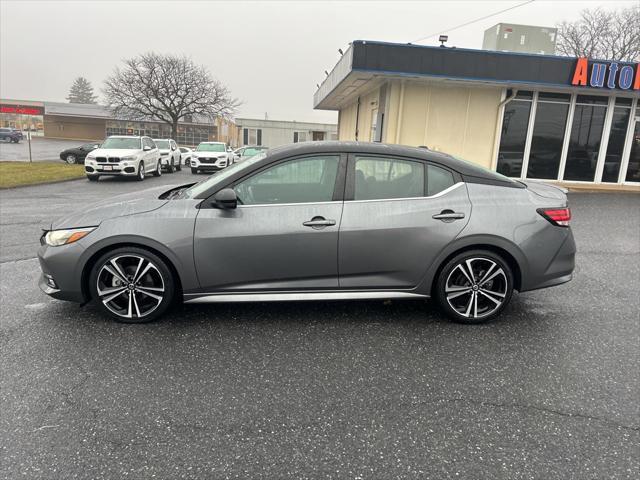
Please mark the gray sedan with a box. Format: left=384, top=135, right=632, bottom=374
left=38, top=142, right=575, bottom=324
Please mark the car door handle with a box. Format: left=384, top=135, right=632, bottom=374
left=303, top=217, right=336, bottom=228
left=432, top=210, right=465, bottom=221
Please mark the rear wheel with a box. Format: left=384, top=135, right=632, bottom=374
left=153, top=160, right=162, bottom=177
left=435, top=250, right=513, bottom=324
left=89, top=247, right=175, bottom=323
left=176, top=157, right=182, bottom=171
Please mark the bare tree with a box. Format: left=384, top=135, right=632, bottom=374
left=556, top=6, right=640, bottom=61
left=67, top=77, right=98, bottom=104
left=103, top=53, right=239, bottom=138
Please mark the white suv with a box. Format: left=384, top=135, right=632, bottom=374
left=190, top=141, right=233, bottom=174
left=153, top=138, right=182, bottom=173
left=85, top=136, right=161, bottom=181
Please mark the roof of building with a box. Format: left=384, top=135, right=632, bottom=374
left=235, top=117, right=337, bottom=130
left=314, top=40, right=638, bottom=110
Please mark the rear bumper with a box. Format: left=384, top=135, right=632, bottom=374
left=520, top=228, right=576, bottom=292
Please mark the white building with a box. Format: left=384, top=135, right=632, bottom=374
left=235, top=118, right=337, bottom=148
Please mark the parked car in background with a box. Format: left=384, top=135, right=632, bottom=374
left=84, top=136, right=161, bottom=182
left=59, top=142, right=101, bottom=164
left=9, top=128, right=24, bottom=140
left=179, top=146, right=194, bottom=166
left=190, top=141, right=232, bottom=174
left=0, top=127, right=22, bottom=143
left=38, top=142, right=575, bottom=324
left=234, top=146, right=269, bottom=162
left=153, top=139, right=181, bottom=173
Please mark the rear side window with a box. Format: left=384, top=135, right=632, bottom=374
left=354, top=156, right=424, bottom=200
left=427, top=164, right=455, bottom=196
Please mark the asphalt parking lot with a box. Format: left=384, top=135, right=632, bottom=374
left=0, top=172, right=638, bottom=479
left=0, top=136, right=83, bottom=162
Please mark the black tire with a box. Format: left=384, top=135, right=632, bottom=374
left=434, top=249, right=514, bottom=324
left=153, top=160, right=162, bottom=177
left=191, top=167, right=198, bottom=174
left=137, top=162, right=145, bottom=181
left=88, top=247, right=176, bottom=323
left=87, top=175, right=99, bottom=182
left=176, top=158, right=182, bottom=172
left=168, top=161, right=175, bottom=173
left=65, top=154, right=78, bottom=164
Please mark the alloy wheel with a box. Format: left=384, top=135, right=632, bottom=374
left=445, top=257, right=508, bottom=320
left=96, top=255, right=165, bottom=320
left=66, top=154, right=77, bottom=164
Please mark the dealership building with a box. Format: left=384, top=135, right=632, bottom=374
left=0, top=100, right=237, bottom=147
left=314, top=40, right=639, bottom=191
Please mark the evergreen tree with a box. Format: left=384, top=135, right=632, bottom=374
left=66, top=77, right=98, bottom=104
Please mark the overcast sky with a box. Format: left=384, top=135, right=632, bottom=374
left=0, top=0, right=635, bottom=123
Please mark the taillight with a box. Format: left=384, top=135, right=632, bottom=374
left=537, top=207, right=571, bottom=227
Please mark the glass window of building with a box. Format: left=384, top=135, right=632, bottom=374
left=526, top=93, right=570, bottom=179
left=496, top=91, right=532, bottom=177
left=602, top=99, right=633, bottom=183
left=625, top=119, right=640, bottom=183
left=563, top=95, right=608, bottom=182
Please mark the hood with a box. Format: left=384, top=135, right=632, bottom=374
left=87, top=148, right=141, bottom=158
left=521, top=180, right=568, bottom=200
left=50, top=184, right=180, bottom=230
left=195, top=152, right=226, bottom=158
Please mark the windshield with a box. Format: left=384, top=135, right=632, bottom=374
left=196, top=143, right=225, bottom=152
left=101, top=137, right=141, bottom=149
left=184, top=153, right=267, bottom=198
left=242, top=147, right=266, bottom=157
left=154, top=140, right=169, bottom=149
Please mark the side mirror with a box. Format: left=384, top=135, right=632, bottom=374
left=143, top=145, right=151, bottom=151
left=212, top=188, right=237, bottom=209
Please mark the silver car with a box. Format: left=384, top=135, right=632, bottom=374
left=38, top=142, right=575, bottom=324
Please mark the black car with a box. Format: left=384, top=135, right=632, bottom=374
left=59, top=142, right=101, bottom=164
left=0, top=128, right=21, bottom=143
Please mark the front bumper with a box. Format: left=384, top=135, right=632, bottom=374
left=85, top=163, right=138, bottom=176
left=38, top=242, right=86, bottom=303
left=192, top=158, right=228, bottom=171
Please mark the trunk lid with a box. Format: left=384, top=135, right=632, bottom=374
left=520, top=180, right=568, bottom=201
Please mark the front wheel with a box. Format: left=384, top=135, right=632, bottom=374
left=136, top=162, right=145, bottom=181
left=435, top=250, right=514, bottom=324
left=87, top=175, right=99, bottom=182
left=88, top=247, right=175, bottom=323
left=191, top=167, right=198, bottom=174
left=65, top=154, right=77, bottom=164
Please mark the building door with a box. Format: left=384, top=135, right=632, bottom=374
left=624, top=118, right=640, bottom=183
left=312, top=131, right=325, bottom=141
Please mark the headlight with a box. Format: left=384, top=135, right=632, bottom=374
left=44, top=227, right=96, bottom=247
left=121, top=155, right=137, bottom=161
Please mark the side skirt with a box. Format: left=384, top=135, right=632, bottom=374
left=183, top=291, right=429, bottom=304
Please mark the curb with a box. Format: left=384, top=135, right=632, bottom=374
left=0, top=176, right=86, bottom=191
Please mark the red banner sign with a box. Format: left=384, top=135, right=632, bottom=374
left=0, top=105, right=45, bottom=115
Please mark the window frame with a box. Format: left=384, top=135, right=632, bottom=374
left=205, top=153, right=348, bottom=208
left=344, top=153, right=461, bottom=202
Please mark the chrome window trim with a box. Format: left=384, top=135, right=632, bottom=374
left=237, top=200, right=343, bottom=209
left=345, top=181, right=464, bottom=204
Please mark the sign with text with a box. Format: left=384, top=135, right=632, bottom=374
left=0, top=104, right=45, bottom=116
left=571, top=57, right=640, bottom=90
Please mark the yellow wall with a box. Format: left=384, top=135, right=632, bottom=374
left=337, top=80, right=503, bottom=169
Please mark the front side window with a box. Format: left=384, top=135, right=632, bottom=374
left=234, top=155, right=339, bottom=205
left=354, top=156, right=424, bottom=201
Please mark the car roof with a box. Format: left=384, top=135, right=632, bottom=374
left=264, top=141, right=519, bottom=186
left=108, top=135, right=143, bottom=139
left=199, top=141, right=225, bottom=144
left=152, top=138, right=174, bottom=141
